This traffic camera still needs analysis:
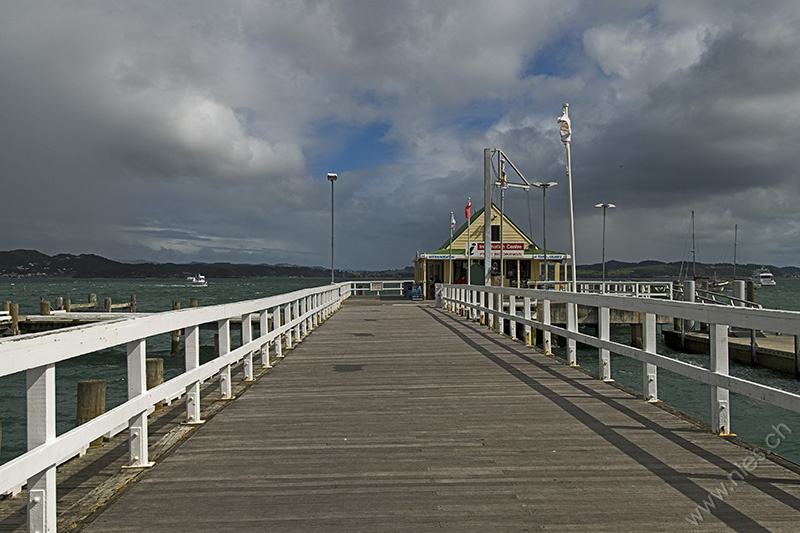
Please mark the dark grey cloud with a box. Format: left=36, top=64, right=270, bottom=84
left=1, top=1, right=799, bottom=270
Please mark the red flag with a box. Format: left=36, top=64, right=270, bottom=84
left=465, top=199, right=471, bottom=220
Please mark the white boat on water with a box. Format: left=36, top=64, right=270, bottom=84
left=751, top=267, right=776, bottom=287
left=185, top=274, right=208, bottom=287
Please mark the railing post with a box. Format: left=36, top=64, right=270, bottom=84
left=682, top=280, right=695, bottom=337
left=711, top=323, right=732, bottom=435
left=480, top=290, right=486, bottom=325
left=498, top=293, right=505, bottom=334
left=127, top=339, right=154, bottom=467
left=184, top=325, right=203, bottom=424
left=274, top=306, right=284, bottom=359
left=524, top=295, right=532, bottom=346
left=643, top=313, right=658, bottom=402
left=242, top=312, right=254, bottom=381
left=543, top=298, right=552, bottom=355
left=293, top=299, right=301, bottom=341
left=284, top=303, right=293, bottom=350
left=259, top=309, right=272, bottom=368
left=509, top=294, right=517, bottom=340
left=26, top=363, right=56, bottom=533
left=311, top=294, right=319, bottom=328
left=566, top=302, right=577, bottom=366
left=599, top=305, right=611, bottom=381
left=304, top=296, right=312, bottom=334
left=218, top=319, right=233, bottom=400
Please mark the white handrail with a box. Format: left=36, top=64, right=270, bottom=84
left=438, top=283, right=800, bottom=435
left=0, top=282, right=352, bottom=531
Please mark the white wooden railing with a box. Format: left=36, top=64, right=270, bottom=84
left=439, top=282, right=800, bottom=438
left=349, top=279, right=413, bottom=296
left=530, top=280, right=674, bottom=298
left=0, top=283, right=350, bottom=532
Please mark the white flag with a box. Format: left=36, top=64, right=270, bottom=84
left=450, top=213, right=456, bottom=229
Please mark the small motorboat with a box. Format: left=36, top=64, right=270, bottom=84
left=751, top=267, right=776, bottom=287
left=185, top=274, right=208, bottom=287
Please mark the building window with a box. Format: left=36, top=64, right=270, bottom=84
left=491, top=225, right=500, bottom=241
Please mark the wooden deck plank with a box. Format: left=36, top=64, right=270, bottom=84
left=62, top=300, right=800, bottom=531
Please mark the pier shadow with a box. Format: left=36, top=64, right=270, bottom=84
left=425, top=307, right=800, bottom=532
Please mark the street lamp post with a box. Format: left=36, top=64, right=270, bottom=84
left=594, top=203, right=615, bottom=291
left=532, top=182, right=558, bottom=282
left=327, top=173, right=338, bottom=284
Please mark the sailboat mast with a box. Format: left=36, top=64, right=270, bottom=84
left=734, top=224, right=738, bottom=280
left=691, top=211, right=696, bottom=279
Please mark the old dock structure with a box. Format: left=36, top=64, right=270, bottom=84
left=3, top=282, right=800, bottom=531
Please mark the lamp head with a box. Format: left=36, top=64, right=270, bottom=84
left=327, top=173, right=338, bottom=182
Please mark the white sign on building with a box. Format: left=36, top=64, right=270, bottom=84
left=468, top=242, right=525, bottom=258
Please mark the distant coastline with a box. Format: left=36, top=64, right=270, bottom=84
left=0, top=249, right=413, bottom=280
left=2, top=249, right=797, bottom=281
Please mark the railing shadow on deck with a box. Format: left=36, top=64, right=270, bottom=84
left=424, top=306, right=800, bottom=531
left=439, top=283, right=800, bottom=438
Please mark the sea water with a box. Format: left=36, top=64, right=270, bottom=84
left=0, top=277, right=329, bottom=465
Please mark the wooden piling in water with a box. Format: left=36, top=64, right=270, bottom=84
left=76, top=379, right=106, bottom=448
left=10, top=303, right=18, bottom=335
left=631, top=322, right=643, bottom=349
left=65, top=298, right=71, bottom=312
left=39, top=298, right=51, bottom=316
left=146, top=358, right=164, bottom=411
left=130, top=294, right=137, bottom=313
left=171, top=301, right=181, bottom=355
left=104, top=297, right=112, bottom=313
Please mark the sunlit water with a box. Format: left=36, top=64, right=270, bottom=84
left=2, top=278, right=800, bottom=467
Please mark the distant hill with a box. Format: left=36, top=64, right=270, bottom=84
left=0, top=250, right=414, bottom=280
left=2, top=250, right=796, bottom=281
left=577, top=260, right=800, bottom=280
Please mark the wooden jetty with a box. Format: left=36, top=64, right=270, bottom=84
left=664, top=329, right=800, bottom=377
left=5, top=297, right=798, bottom=531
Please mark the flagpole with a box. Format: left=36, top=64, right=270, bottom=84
left=558, top=103, right=577, bottom=292
left=499, top=155, right=505, bottom=284
left=449, top=211, right=454, bottom=284
left=466, top=197, right=471, bottom=285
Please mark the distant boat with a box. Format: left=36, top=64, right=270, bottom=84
left=751, top=267, right=776, bottom=287
left=185, top=274, right=208, bottom=287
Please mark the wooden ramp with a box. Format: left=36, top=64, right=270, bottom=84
left=82, top=299, right=800, bottom=532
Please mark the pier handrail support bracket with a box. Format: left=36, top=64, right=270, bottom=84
left=643, top=313, right=658, bottom=403
left=126, top=338, right=155, bottom=468
left=599, top=305, right=611, bottom=381
left=711, top=322, right=734, bottom=436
